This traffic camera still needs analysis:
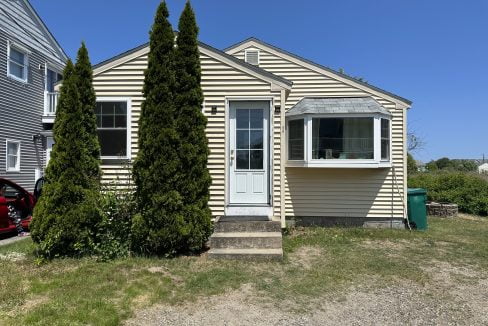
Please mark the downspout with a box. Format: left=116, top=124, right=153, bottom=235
left=280, top=89, right=287, bottom=228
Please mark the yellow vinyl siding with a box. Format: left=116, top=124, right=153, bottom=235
left=93, top=50, right=282, bottom=217
left=231, top=47, right=406, bottom=219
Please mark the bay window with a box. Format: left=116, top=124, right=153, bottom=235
left=287, top=114, right=391, bottom=168
left=95, top=99, right=131, bottom=159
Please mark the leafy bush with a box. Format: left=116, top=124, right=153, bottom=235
left=95, top=189, right=135, bottom=260
left=408, top=172, right=488, bottom=216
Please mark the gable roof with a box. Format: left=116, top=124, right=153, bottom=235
left=225, top=37, right=411, bottom=106
left=0, top=0, right=67, bottom=63
left=93, top=40, right=293, bottom=90
left=286, top=97, right=391, bottom=117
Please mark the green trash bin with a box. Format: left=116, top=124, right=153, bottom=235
left=407, top=188, right=428, bottom=230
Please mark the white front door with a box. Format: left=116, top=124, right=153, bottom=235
left=229, top=101, right=270, bottom=205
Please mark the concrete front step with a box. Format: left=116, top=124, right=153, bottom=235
left=209, top=232, right=282, bottom=249
left=214, top=220, right=281, bottom=233
left=208, top=248, right=283, bottom=260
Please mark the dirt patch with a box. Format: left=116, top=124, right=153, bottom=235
left=126, top=262, right=488, bottom=326
left=288, top=246, right=323, bottom=270
left=146, top=266, right=183, bottom=284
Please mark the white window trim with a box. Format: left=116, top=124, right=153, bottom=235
left=7, top=40, right=29, bottom=83
left=286, top=113, right=392, bottom=168
left=96, top=97, right=132, bottom=160
left=5, top=139, right=21, bottom=172
left=244, top=48, right=260, bottom=66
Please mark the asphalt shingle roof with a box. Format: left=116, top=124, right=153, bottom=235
left=286, top=97, right=391, bottom=117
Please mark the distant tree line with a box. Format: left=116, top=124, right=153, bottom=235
left=425, top=157, right=478, bottom=172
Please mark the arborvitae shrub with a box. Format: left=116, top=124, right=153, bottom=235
left=131, top=2, right=185, bottom=255
left=174, top=2, right=213, bottom=251
left=31, top=61, right=101, bottom=258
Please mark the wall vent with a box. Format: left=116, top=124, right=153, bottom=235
left=245, top=49, right=260, bottom=66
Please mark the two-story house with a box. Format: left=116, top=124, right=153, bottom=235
left=0, top=0, right=66, bottom=190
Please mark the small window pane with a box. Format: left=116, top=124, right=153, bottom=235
left=95, top=102, right=102, bottom=114
left=102, top=103, right=114, bottom=115
left=250, top=109, right=263, bottom=129
left=236, top=109, right=249, bottom=129
left=250, top=150, right=263, bottom=169
left=114, top=102, right=127, bottom=114
left=250, top=130, right=263, bottom=149
left=288, top=119, right=304, bottom=160
left=236, top=130, right=249, bottom=149
left=114, top=115, right=127, bottom=128
left=7, top=142, right=18, bottom=155
left=381, top=119, right=390, bottom=138
left=7, top=156, right=17, bottom=169
left=10, top=48, right=24, bottom=64
left=96, top=115, right=102, bottom=127
left=97, top=130, right=127, bottom=157
left=236, top=150, right=249, bottom=169
left=381, top=140, right=390, bottom=160
left=9, top=62, right=24, bottom=79
left=102, top=115, right=114, bottom=128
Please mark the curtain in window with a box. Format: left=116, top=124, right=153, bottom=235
left=342, top=118, right=374, bottom=159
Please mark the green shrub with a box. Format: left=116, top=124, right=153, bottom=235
left=408, top=172, right=488, bottom=216
left=31, top=61, right=101, bottom=258
left=131, top=2, right=212, bottom=256
left=95, top=190, right=135, bottom=260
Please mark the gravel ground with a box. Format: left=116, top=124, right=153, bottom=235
left=125, top=262, right=488, bottom=326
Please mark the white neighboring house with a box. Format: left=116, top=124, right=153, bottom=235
left=479, top=163, right=488, bottom=174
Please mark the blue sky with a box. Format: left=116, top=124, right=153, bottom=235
left=31, top=0, right=488, bottom=162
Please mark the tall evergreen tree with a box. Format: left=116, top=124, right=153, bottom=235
left=174, top=1, right=212, bottom=251
left=131, top=2, right=184, bottom=255
left=31, top=61, right=101, bottom=258
left=75, top=42, right=101, bottom=183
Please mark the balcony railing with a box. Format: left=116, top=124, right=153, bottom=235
left=44, top=91, right=59, bottom=116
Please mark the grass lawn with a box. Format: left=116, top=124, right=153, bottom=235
left=0, top=215, right=487, bottom=325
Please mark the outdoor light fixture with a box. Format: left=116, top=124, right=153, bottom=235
left=275, top=105, right=281, bottom=113
left=211, top=106, right=217, bottom=114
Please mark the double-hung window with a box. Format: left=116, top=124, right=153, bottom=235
left=288, top=119, right=305, bottom=160
left=6, top=140, right=21, bottom=172
left=95, top=99, right=130, bottom=159
left=381, top=118, right=390, bottom=160
left=7, top=43, right=28, bottom=82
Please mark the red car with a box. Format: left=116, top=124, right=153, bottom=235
left=0, top=178, right=42, bottom=235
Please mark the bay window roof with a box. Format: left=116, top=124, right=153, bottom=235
left=286, top=97, right=391, bottom=117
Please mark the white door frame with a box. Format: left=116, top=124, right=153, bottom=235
left=225, top=97, right=274, bottom=217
